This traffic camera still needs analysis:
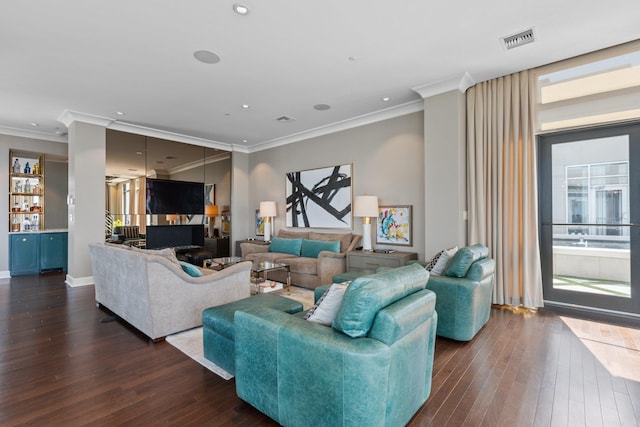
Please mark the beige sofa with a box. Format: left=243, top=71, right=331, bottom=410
left=89, top=242, right=252, bottom=341
left=241, top=230, right=361, bottom=289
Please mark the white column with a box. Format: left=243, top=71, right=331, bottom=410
left=59, top=111, right=110, bottom=286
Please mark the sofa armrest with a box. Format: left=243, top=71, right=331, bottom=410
left=344, top=234, right=362, bottom=252
left=240, top=242, right=270, bottom=258
left=407, top=260, right=427, bottom=267
left=426, top=273, right=493, bottom=341
left=235, top=307, right=391, bottom=426
left=316, top=251, right=347, bottom=285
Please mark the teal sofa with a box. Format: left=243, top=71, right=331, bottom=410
left=234, top=264, right=437, bottom=427
left=422, top=244, right=495, bottom=341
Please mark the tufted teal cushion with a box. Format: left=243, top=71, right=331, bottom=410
left=300, top=238, right=340, bottom=258
left=444, top=245, right=488, bottom=278
left=268, top=237, right=302, bottom=256
left=332, top=263, right=428, bottom=337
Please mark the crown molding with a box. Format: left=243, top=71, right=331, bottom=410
left=57, top=109, right=236, bottom=152
left=0, top=126, right=67, bottom=143
left=108, top=121, right=233, bottom=152
left=248, top=99, right=424, bottom=153
left=57, top=110, right=114, bottom=128
left=412, top=72, right=476, bottom=99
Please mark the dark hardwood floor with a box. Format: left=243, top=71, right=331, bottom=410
left=1, top=273, right=639, bottom=426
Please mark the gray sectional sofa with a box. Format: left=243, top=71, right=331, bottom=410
left=89, top=242, right=252, bottom=341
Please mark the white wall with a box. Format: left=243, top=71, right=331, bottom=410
left=245, top=112, right=426, bottom=258
left=231, top=152, right=251, bottom=255
left=423, top=90, right=467, bottom=257
left=66, top=121, right=105, bottom=286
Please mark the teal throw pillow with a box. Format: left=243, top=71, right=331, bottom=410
left=268, top=237, right=302, bottom=256
left=444, top=247, right=475, bottom=278
left=178, top=261, right=203, bottom=277
left=300, top=239, right=340, bottom=258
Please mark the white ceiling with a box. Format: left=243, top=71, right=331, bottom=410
left=2, top=1, right=639, bottom=152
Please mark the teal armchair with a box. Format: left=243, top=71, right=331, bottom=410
left=423, top=244, right=495, bottom=341
left=234, top=264, right=437, bottom=427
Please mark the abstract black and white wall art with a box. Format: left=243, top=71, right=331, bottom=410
left=286, top=164, right=352, bottom=228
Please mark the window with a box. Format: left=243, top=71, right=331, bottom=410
left=536, top=40, right=640, bottom=132
left=565, top=160, right=629, bottom=242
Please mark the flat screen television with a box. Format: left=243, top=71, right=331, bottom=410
left=146, top=225, right=205, bottom=250
left=146, top=178, right=204, bottom=215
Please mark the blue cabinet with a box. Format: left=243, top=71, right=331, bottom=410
left=40, top=232, right=67, bottom=272
left=9, top=231, right=68, bottom=276
left=9, top=234, right=40, bottom=276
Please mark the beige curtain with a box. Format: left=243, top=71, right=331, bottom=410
left=466, top=70, right=544, bottom=308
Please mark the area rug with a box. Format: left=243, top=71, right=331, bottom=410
left=166, top=286, right=314, bottom=380
left=166, top=327, right=234, bottom=380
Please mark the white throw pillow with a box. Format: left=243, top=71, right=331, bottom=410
left=305, top=281, right=350, bottom=326
left=430, top=246, right=459, bottom=276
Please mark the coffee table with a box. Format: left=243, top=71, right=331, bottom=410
left=251, top=261, right=291, bottom=294
left=205, top=256, right=243, bottom=270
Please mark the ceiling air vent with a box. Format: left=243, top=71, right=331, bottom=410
left=502, top=28, right=535, bottom=50
left=275, top=115, right=295, bottom=122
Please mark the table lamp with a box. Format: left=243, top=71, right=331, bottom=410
left=354, top=195, right=378, bottom=252
left=259, top=201, right=277, bottom=242
left=205, top=204, right=219, bottom=238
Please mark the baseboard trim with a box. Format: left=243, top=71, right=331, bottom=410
left=0, top=270, right=11, bottom=280
left=543, top=300, right=640, bottom=328
left=65, top=274, right=94, bottom=287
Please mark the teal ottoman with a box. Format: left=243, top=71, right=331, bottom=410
left=202, top=294, right=303, bottom=375
left=331, top=270, right=372, bottom=283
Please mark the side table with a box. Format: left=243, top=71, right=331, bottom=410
left=347, top=250, right=418, bottom=273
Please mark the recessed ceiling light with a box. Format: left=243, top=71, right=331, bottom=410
left=193, top=50, right=221, bottom=64
left=116, top=111, right=125, bottom=116
left=135, top=151, right=143, bottom=155
left=241, top=104, right=250, bottom=109
left=242, top=139, right=248, bottom=143
left=128, top=168, right=137, bottom=172
left=314, top=104, right=331, bottom=111
left=381, top=97, right=391, bottom=102
left=30, top=122, right=39, bottom=127
left=156, top=160, right=165, bottom=164
left=165, top=156, right=176, bottom=160
left=233, top=4, right=249, bottom=15
left=348, top=56, right=357, bottom=62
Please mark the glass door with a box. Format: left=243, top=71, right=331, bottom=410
left=539, top=122, right=640, bottom=319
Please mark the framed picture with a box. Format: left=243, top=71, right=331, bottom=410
left=255, top=209, right=265, bottom=236
left=376, top=205, right=413, bottom=246
left=285, top=163, right=352, bottom=228
left=205, top=183, right=216, bottom=206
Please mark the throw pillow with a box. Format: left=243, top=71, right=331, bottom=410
left=444, top=246, right=476, bottom=278
left=300, top=239, right=340, bottom=258
left=268, top=237, right=303, bottom=256
left=178, top=261, right=203, bottom=277
left=430, top=246, right=458, bottom=276
left=305, top=281, right=350, bottom=326
left=424, top=251, right=443, bottom=271
left=131, top=246, right=180, bottom=265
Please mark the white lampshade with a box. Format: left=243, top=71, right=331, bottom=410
left=259, top=201, right=277, bottom=218
left=354, top=195, right=378, bottom=218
